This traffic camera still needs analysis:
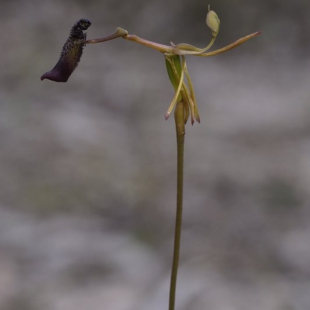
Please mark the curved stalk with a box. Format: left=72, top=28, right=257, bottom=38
left=171, top=36, right=216, bottom=56
left=169, top=101, right=185, bottom=310
left=198, top=31, right=261, bottom=57
left=123, top=34, right=173, bottom=53
left=85, top=27, right=128, bottom=44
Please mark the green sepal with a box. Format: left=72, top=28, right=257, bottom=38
left=165, top=55, right=182, bottom=92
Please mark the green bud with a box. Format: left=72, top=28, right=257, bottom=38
left=206, top=5, right=220, bottom=37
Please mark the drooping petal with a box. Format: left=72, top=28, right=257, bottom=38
left=165, top=55, right=186, bottom=120
left=183, top=65, right=200, bottom=123
left=165, top=55, right=182, bottom=91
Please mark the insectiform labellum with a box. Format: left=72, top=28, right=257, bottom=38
left=41, top=19, right=91, bottom=82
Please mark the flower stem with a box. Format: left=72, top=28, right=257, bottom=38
left=198, top=31, right=261, bottom=57
left=169, top=101, right=185, bottom=310
left=85, top=27, right=128, bottom=44
left=123, top=34, right=173, bottom=53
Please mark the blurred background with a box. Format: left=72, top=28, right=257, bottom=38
left=1, top=0, right=310, bottom=309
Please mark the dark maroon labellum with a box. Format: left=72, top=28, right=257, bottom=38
left=41, top=19, right=91, bottom=82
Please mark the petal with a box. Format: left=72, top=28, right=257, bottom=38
left=41, top=19, right=91, bottom=82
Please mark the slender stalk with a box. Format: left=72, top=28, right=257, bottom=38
left=123, top=34, right=173, bottom=53
left=85, top=27, right=128, bottom=44
left=198, top=31, right=261, bottom=57
left=171, top=36, right=216, bottom=56
left=169, top=101, right=185, bottom=310
left=85, top=28, right=260, bottom=57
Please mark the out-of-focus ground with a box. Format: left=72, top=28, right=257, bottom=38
left=1, top=0, right=310, bottom=309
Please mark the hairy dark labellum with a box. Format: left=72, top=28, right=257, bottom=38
left=41, top=19, right=91, bottom=82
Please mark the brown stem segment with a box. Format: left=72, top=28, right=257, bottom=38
left=198, top=31, right=261, bottom=57
left=85, top=27, right=128, bottom=44
left=169, top=101, right=185, bottom=310
left=123, top=34, right=173, bottom=53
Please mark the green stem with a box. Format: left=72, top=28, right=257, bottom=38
left=169, top=101, right=185, bottom=310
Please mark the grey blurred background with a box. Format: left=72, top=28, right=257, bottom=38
left=1, top=0, right=310, bottom=309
